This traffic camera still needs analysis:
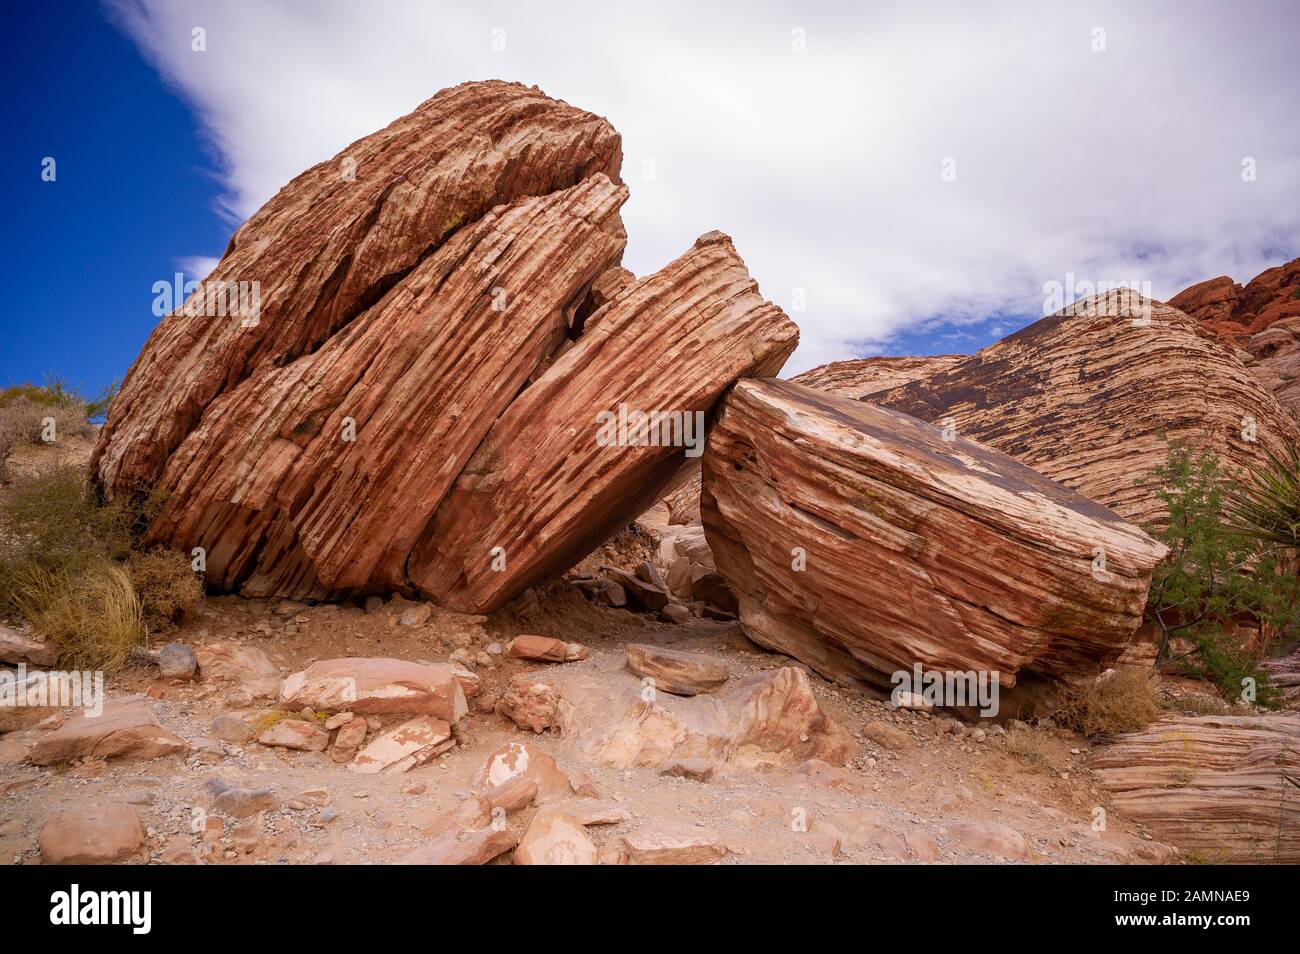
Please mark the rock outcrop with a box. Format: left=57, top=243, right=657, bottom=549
left=92, top=81, right=794, bottom=609
left=872, top=290, right=1299, bottom=526
left=1170, top=257, right=1300, bottom=422
left=791, top=355, right=963, bottom=399
left=1092, top=715, right=1300, bottom=863
left=701, top=378, right=1169, bottom=714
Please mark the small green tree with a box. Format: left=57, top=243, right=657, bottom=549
left=1143, top=442, right=1299, bottom=706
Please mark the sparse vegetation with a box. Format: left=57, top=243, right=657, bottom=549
left=0, top=457, right=200, bottom=669
left=1225, top=444, right=1300, bottom=550
left=129, top=548, right=204, bottom=630
left=1056, top=669, right=1159, bottom=737
left=1142, top=442, right=1300, bottom=706
left=0, top=377, right=113, bottom=476
left=11, top=560, right=144, bottom=670
left=1005, top=725, right=1053, bottom=769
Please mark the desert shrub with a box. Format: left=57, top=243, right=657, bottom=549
left=1226, top=444, right=1300, bottom=549
left=0, top=465, right=133, bottom=615
left=1161, top=690, right=1232, bottom=717
left=0, top=378, right=104, bottom=466
left=10, top=560, right=144, bottom=670
left=1143, top=442, right=1299, bottom=706
left=1005, top=726, right=1052, bottom=769
left=130, top=548, right=203, bottom=629
left=1055, top=669, right=1159, bottom=737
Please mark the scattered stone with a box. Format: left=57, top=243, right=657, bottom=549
left=280, top=657, right=467, bottom=721
left=863, top=720, right=913, bottom=752
left=333, top=716, right=368, bottom=749
left=399, top=603, right=434, bottom=627
left=39, top=805, right=145, bottom=865
left=350, top=716, right=453, bottom=774
left=211, top=711, right=257, bottom=744
left=157, top=642, right=198, bottom=680
left=0, top=624, right=58, bottom=667
left=625, top=643, right=729, bottom=696
left=620, top=824, right=727, bottom=865
left=497, top=675, right=562, bottom=734
left=475, top=741, right=572, bottom=800
left=505, top=634, right=587, bottom=663
left=257, top=719, right=329, bottom=752
left=946, top=820, right=1031, bottom=861
left=204, top=777, right=276, bottom=818
left=29, top=699, right=189, bottom=766
left=363, top=595, right=384, bottom=614
left=659, top=757, right=714, bottom=782
left=323, top=711, right=354, bottom=730
left=401, top=826, right=518, bottom=865
left=660, top=603, right=691, bottom=624
left=514, top=808, right=598, bottom=865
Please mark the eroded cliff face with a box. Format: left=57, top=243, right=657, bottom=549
left=93, top=81, right=795, bottom=608
left=872, top=290, right=1300, bottom=527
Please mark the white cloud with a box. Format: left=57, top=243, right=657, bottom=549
left=107, top=0, right=1300, bottom=372
left=173, top=255, right=219, bottom=281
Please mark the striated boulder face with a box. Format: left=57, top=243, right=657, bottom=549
left=791, top=355, right=963, bottom=400
left=1170, top=257, right=1300, bottom=422
left=93, top=81, right=794, bottom=608
left=873, top=291, right=1299, bottom=527
left=1092, top=715, right=1300, bottom=863
left=410, top=231, right=796, bottom=612
left=658, top=355, right=958, bottom=526
left=94, top=81, right=623, bottom=499
left=701, top=379, right=1168, bottom=715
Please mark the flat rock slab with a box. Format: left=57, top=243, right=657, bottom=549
left=400, top=826, right=518, bottom=865
left=1091, top=714, right=1300, bottom=863
left=280, top=657, right=467, bottom=722
left=620, top=824, right=727, bottom=865
left=40, top=804, right=145, bottom=865
left=625, top=643, right=729, bottom=696
left=29, top=699, right=189, bottom=766
left=505, top=635, right=586, bottom=663
left=701, top=378, right=1169, bottom=715
left=474, top=741, right=572, bottom=801
left=0, top=625, right=57, bottom=666
left=350, top=715, right=453, bottom=774
left=514, top=808, right=598, bottom=865
left=257, top=719, right=329, bottom=751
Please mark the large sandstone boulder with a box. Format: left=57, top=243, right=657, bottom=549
left=700, top=378, right=1169, bottom=714
left=93, top=81, right=793, bottom=611
left=1170, top=257, right=1300, bottom=423
left=1091, top=715, right=1300, bottom=863
left=870, top=290, right=1299, bottom=527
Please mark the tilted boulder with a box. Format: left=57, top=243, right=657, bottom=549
left=1091, top=714, right=1300, bottom=863
left=701, top=378, right=1169, bottom=715
left=92, top=81, right=793, bottom=610
left=873, top=290, right=1299, bottom=527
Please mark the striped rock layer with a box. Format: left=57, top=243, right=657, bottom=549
left=790, top=355, right=963, bottom=400
left=701, top=379, right=1169, bottom=716
left=92, top=82, right=795, bottom=608
left=656, top=355, right=955, bottom=525
left=872, top=290, right=1300, bottom=527
left=1091, top=715, right=1300, bottom=863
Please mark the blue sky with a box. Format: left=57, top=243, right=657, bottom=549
left=1, top=1, right=228, bottom=397
left=3, top=1, right=1298, bottom=393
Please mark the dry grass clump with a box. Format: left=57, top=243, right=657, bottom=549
left=130, top=548, right=203, bottom=629
left=11, top=560, right=144, bottom=670
left=0, top=461, right=199, bottom=671
left=1161, top=690, right=1233, bottom=717
left=1055, top=669, right=1159, bottom=737
left=1005, top=726, right=1053, bottom=769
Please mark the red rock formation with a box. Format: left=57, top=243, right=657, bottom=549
left=873, top=291, right=1299, bottom=527
left=95, top=81, right=623, bottom=499
left=1092, top=714, right=1300, bottom=863
left=791, top=355, right=963, bottom=399
left=93, top=82, right=794, bottom=609
left=1170, top=257, right=1300, bottom=422
left=701, top=378, right=1169, bottom=715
